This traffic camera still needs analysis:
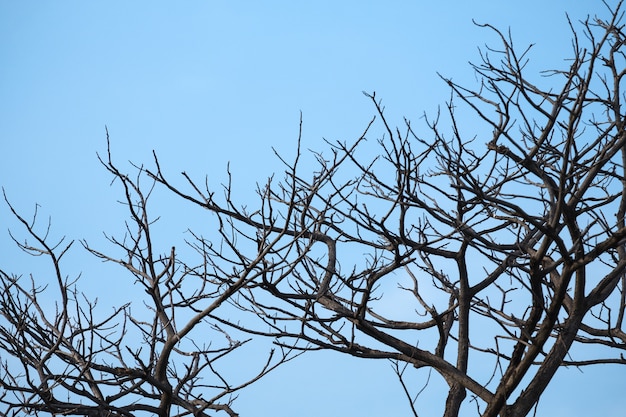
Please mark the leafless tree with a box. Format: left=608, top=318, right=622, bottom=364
left=144, top=3, right=626, bottom=417
left=3, top=3, right=626, bottom=417
left=0, top=143, right=298, bottom=417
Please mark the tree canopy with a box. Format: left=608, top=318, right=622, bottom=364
left=2, top=3, right=626, bottom=417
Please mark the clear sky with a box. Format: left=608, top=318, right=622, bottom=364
left=1, top=2, right=624, bottom=416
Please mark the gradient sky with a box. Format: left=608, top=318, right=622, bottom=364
left=1, top=2, right=624, bottom=416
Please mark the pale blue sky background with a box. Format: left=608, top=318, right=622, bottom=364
left=1, top=2, right=625, bottom=416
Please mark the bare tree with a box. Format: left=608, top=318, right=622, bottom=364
left=3, top=3, right=626, bottom=417
left=0, top=143, right=297, bottom=417
left=143, top=3, right=626, bottom=417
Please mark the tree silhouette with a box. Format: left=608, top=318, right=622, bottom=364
left=0, top=145, right=298, bottom=417
left=148, top=4, right=626, bottom=416
left=2, top=2, right=626, bottom=417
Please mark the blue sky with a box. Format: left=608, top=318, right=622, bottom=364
left=1, top=2, right=624, bottom=416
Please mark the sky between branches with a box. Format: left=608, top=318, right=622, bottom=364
left=1, top=2, right=624, bottom=416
